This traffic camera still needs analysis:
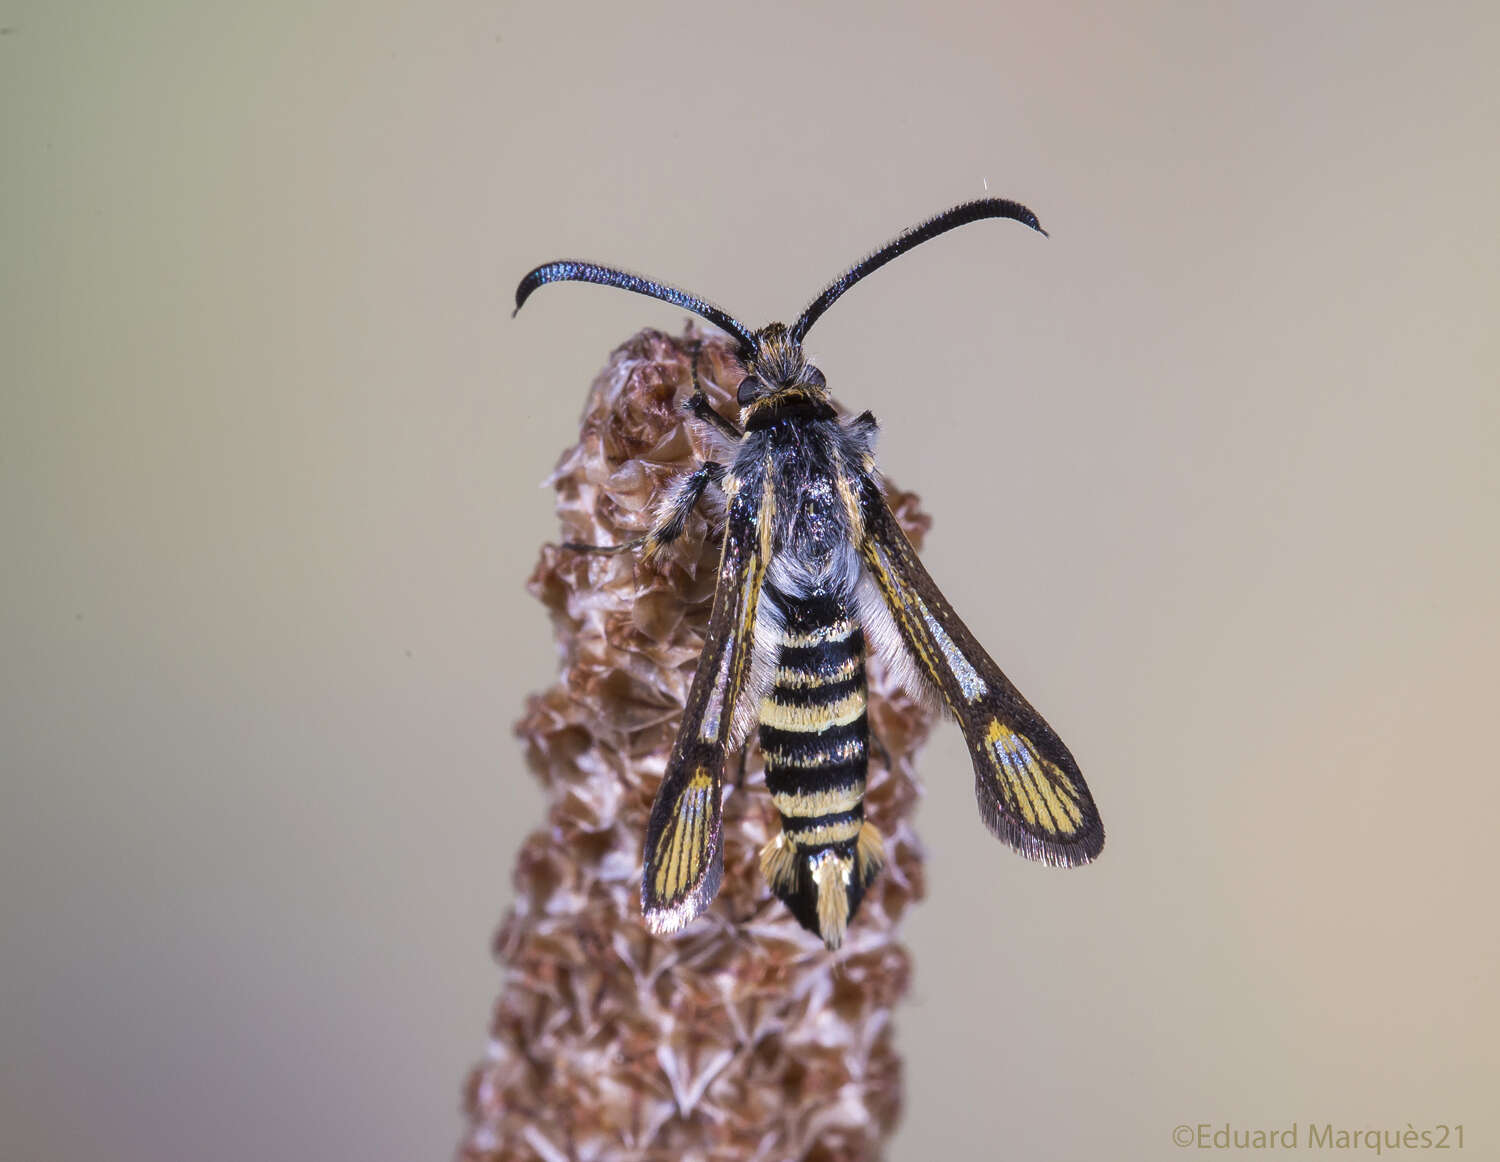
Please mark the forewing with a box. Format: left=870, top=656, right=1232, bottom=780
left=858, top=485, right=1104, bottom=866
left=641, top=470, right=772, bottom=932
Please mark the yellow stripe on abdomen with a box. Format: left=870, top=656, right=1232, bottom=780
left=758, top=687, right=866, bottom=732
left=772, top=782, right=864, bottom=819
left=778, top=620, right=857, bottom=649
left=774, top=654, right=860, bottom=688
left=781, top=816, right=863, bottom=848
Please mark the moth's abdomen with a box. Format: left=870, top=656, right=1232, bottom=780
left=758, top=588, right=883, bottom=949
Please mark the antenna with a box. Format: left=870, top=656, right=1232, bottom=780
left=514, top=261, right=758, bottom=354
left=789, top=198, right=1046, bottom=343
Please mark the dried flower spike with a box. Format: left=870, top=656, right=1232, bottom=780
left=460, top=328, right=937, bottom=1162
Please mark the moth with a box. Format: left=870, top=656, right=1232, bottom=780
left=514, top=199, right=1104, bottom=949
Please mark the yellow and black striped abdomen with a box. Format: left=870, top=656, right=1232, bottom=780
left=758, top=589, right=884, bottom=949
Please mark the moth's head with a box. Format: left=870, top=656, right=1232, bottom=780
left=735, top=323, right=832, bottom=427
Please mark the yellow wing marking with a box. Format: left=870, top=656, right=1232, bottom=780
left=652, top=770, right=714, bottom=901
left=983, top=720, right=1084, bottom=836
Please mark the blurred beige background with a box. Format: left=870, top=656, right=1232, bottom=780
left=3, top=2, right=1497, bottom=1159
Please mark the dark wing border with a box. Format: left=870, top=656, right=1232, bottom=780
left=858, top=482, right=1104, bottom=866
left=641, top=469, right=771, bottom=932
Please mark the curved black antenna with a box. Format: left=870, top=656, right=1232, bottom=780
left=513, top=261, right=758, bottom=354
left=789, top=198, right=1047, bottom=343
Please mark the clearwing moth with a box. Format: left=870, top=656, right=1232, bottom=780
left=514, top=199, right=1103, bottom=949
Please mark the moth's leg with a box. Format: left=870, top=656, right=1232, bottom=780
left=684, top=344, right=743, bottom=441
left=562, top=461, right=725, bottom=556
left=686, top=391, right=741, bottom=441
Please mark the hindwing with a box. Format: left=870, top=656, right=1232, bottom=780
left=858, top=483, right=1104, bottom=866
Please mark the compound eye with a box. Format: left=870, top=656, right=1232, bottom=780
left=803, top=365, right=826, bottom=390
left=736, top=375, right=764, bottom=406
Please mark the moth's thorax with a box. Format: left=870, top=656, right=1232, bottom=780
left=732, top=418, right=867, bottom=604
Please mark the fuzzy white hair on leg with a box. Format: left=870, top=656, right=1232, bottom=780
left=648, top=463, right=727, bottom=554
left=654, top=471, right=700, bottom=520
left=695, top=479, right=726, bottom=527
